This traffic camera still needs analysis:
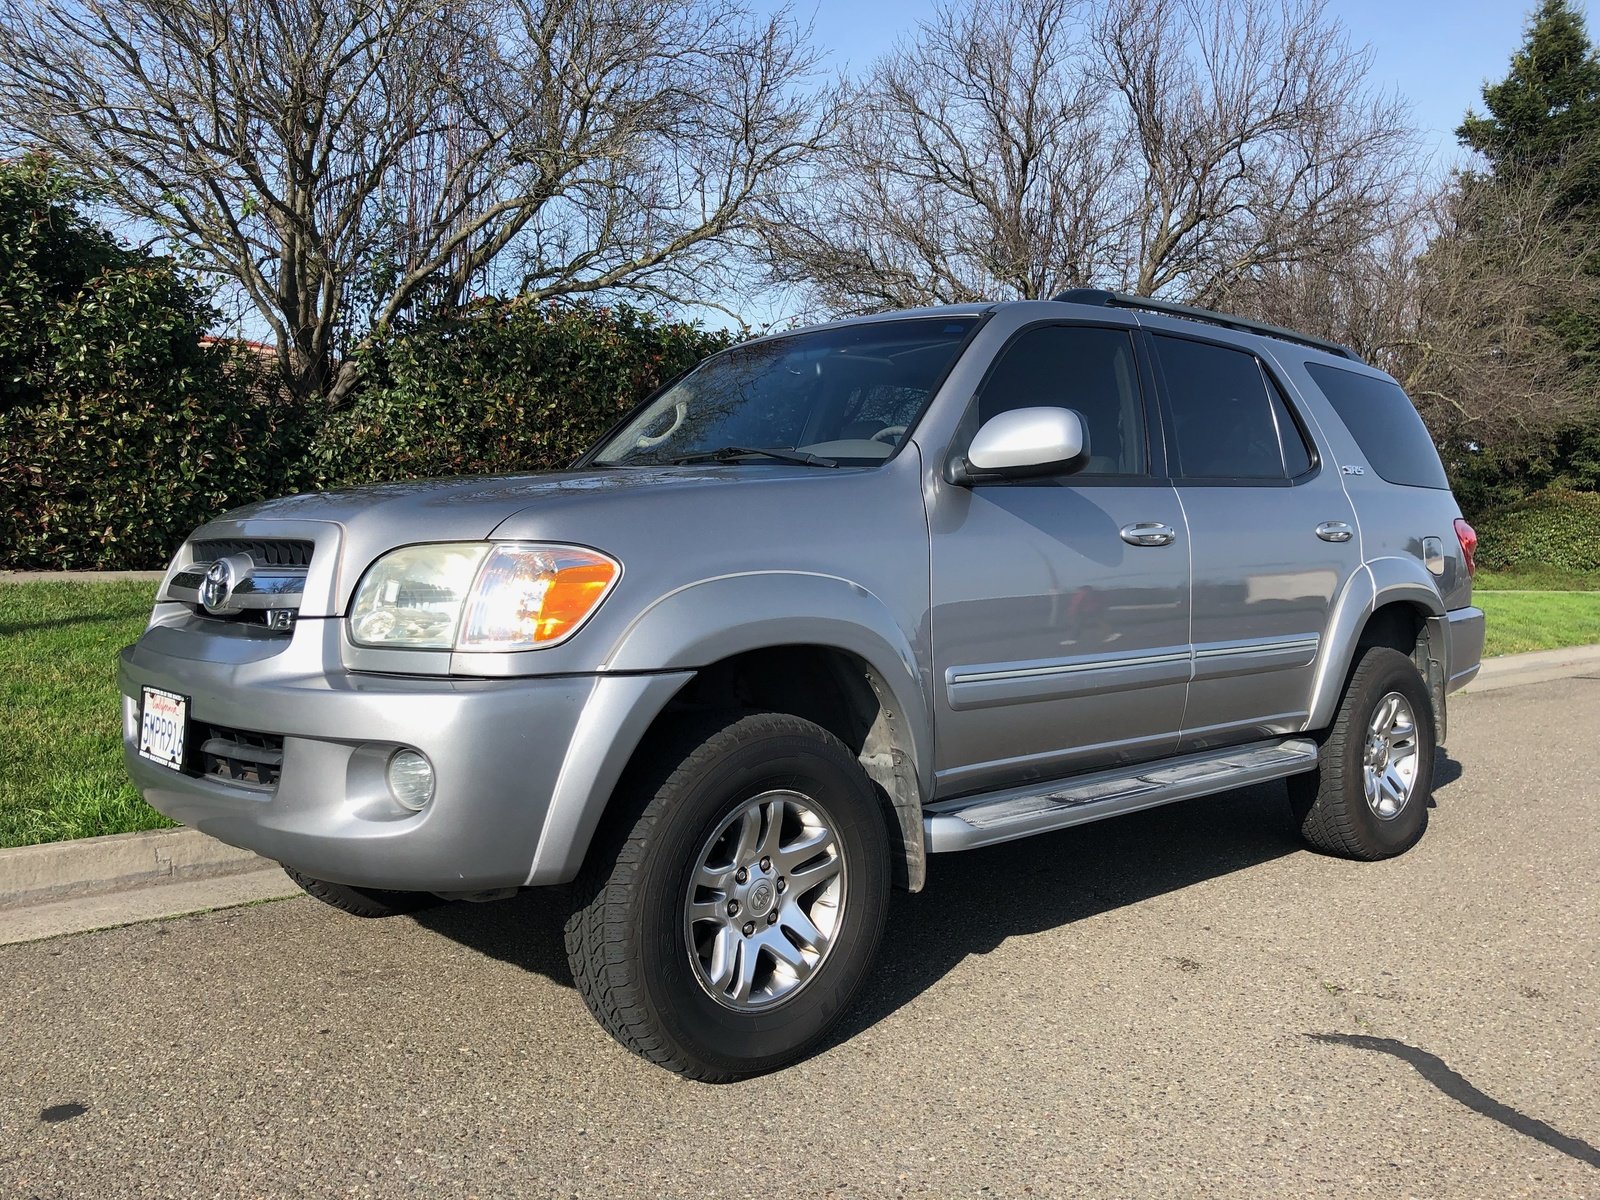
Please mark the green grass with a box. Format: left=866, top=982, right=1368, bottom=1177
left=1478, top=589, right=1600, bottom=657
left=1473, top=566, right=1600, bottom=592
left=0, top=581, right=173, bottom=849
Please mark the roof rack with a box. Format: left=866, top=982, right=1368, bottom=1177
left=1050, top=287, right=1361, bottom=362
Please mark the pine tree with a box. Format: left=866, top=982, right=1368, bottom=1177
left=1449, top=0, right=1600, bottom=500
left=1459, top=0, right=1600, bottom=192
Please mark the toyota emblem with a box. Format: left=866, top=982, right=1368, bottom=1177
left=199, top=560, right=235, bottom=614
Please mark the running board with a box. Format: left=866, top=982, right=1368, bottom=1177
left=924, top=737, right=1319, bottom=853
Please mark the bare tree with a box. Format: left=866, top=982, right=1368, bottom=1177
left=0, top=0, right=832, bottom=404
left=761, top=0, right=1128, bottom=309
left=1204, top=196, right=1431, bottom=366
left=1399, top=164, right=1600, bottom=457
left=762, top=0, right=1414, bottom=315
left=1219, top=160, right=1600, bottom=465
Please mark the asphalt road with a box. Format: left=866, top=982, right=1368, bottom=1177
left=3, top=677, right=1598, bottom=1199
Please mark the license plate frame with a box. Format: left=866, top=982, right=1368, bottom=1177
left=137, top=686, right=189, bottom=772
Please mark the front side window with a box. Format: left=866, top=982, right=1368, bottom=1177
left=1154, top=335, right=1305, bottom=481
left=972, top=325, right=1147, bottom=476
left=589, top=318, right=978, bottom=467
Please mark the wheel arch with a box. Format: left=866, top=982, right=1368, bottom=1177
left=530, top=573, right=932, bottom=891
left=1308, top=559, right=1449, bottom=742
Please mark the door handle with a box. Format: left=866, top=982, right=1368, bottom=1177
left=1120, top=522, right=1177, bottom=547
left=1315, top=520, right=1354, bottom=543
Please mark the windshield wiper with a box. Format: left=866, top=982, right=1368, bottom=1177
left=667, top=446, right=839, bottom=468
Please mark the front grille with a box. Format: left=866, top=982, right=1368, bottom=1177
left=192, top=538, right=314, bottom=568
left=167, top=538, right=312, bottom=631
left=197, top=607, right=293, bottom=630
left=192, top=723, right=284, bottom=788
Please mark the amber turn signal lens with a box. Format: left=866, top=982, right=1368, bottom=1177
left=530, top=560, right=619, bottom=642
left=457, top=545, right=620, bottom=650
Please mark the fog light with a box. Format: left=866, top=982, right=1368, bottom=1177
left=386, top=749, right=434, bottom=811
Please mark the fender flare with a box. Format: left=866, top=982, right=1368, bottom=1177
left=529, top=571, right=932, bottom=888
left=1307, top=558, right=1446, bottom=731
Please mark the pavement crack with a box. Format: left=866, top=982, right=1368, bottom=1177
left=1307, top=1033, right=1600, bottom=1170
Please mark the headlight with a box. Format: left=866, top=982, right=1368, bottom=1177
left=349, top=543, right=620, bottom=651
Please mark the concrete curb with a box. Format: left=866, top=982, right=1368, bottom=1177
left=1462, top=643, right=1600, bottom=694
left=0, top=827, right=272, bottom=912
left=0, top=570, right=165, bottom=583
left=1, top=868, right=302, bottom=946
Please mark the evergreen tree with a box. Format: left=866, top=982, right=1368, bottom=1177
left=1459, top=0, right=1600, bottom=193
left=1448, top=0, right=1600, bottom=501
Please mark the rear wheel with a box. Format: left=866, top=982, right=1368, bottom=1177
left=565, top=711, right=891, bottom=1081
left=1290, top=646, right=1435, bottom=860
left=282, top=866, right=445, bottom=918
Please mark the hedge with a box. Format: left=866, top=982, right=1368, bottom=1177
left=1474, top=488, right=1600, bottom=572
left=306, top=300, right=731, bottom=488
left=1, top=156, right=306, bottom=570
left=2, top=295, right=728, bottom=570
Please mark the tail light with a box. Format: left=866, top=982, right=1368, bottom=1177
left=1453, top=518, right=1478, bottom=577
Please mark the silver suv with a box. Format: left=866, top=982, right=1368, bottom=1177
left=119, top=290, right=1485, bottom=1080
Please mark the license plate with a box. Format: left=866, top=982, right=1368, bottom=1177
left=138, top=686, right=188, bottom=771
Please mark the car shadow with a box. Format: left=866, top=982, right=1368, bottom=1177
left=411, top=757, right=1465, bottom=1055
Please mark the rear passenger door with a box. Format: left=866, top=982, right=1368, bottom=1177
left=1147, top=332, right=1360, bottom=751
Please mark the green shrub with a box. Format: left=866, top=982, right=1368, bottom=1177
left=1474, top=488, right=1600, bottom=572
left=1, top=155, right=305, bottom=569
left=307, top=299, right=732, bottom=487
left=2, top=158, right=733, bottom=568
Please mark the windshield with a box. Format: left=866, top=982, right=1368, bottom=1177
left=589, top=316, right=980, bottom=467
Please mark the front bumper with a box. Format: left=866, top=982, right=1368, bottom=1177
left=119, top=615, right=604, bottom=893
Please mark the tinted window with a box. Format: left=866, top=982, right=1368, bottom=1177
left=1154, top=335, right=1285, bottom=480
left=1305, top=363, right=1449, bottom=489
left=976, top=325, right=1146, bottom=475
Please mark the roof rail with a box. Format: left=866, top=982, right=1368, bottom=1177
left=1051, top=287, right=1362, bottom=362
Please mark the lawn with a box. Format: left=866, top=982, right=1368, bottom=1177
left=1477, top=590, right=1600, bottom=656
left=0, top=572, right=1596, bottom=848
left=0, top=581, right=172, bottom=848
left=1474, top=566, right=1600, bottom=592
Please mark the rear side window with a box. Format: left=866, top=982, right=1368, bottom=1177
left=1304, top=363, right=1449, bottom=489
left=1152, top=335, right=1307, bottom=481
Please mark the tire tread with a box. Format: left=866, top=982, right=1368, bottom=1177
left=282, top=866, right=442, bottom=918
left=1292, top=646, right=1433, bottom=860
left=564, top=710, right=878, bottom=1082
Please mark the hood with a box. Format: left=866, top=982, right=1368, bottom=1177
left=221, top=465, right=831, bottom=535
left=204, top=465, right=860, bottom=614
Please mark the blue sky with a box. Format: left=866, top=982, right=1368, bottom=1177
left=702, top=0, right=1564, bottom=327
left=780, top=0, right=1571, bottom=177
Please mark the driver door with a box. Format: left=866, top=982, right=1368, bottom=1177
left=928, top=323, right=1192, bottom=797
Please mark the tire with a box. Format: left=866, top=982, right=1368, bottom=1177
left=1289, top=646, right=1436, bottom=860
left=564, top=711, right=892, bottom=1082
left=282, top=866, right=445, bottom=918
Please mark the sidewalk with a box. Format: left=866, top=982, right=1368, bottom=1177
left=1463, top=642, right=1600, bottom=693
left=0, top=829, right=299, bottom=946
left=0, top=570, right=165, bottom=583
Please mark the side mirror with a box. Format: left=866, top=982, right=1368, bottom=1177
left=953, top=407, right=1088, bottom=483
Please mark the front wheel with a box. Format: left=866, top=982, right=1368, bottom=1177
left=564, top=711, right=891, bottom=1081
left=1289, top=646, right=1436, bottom=860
